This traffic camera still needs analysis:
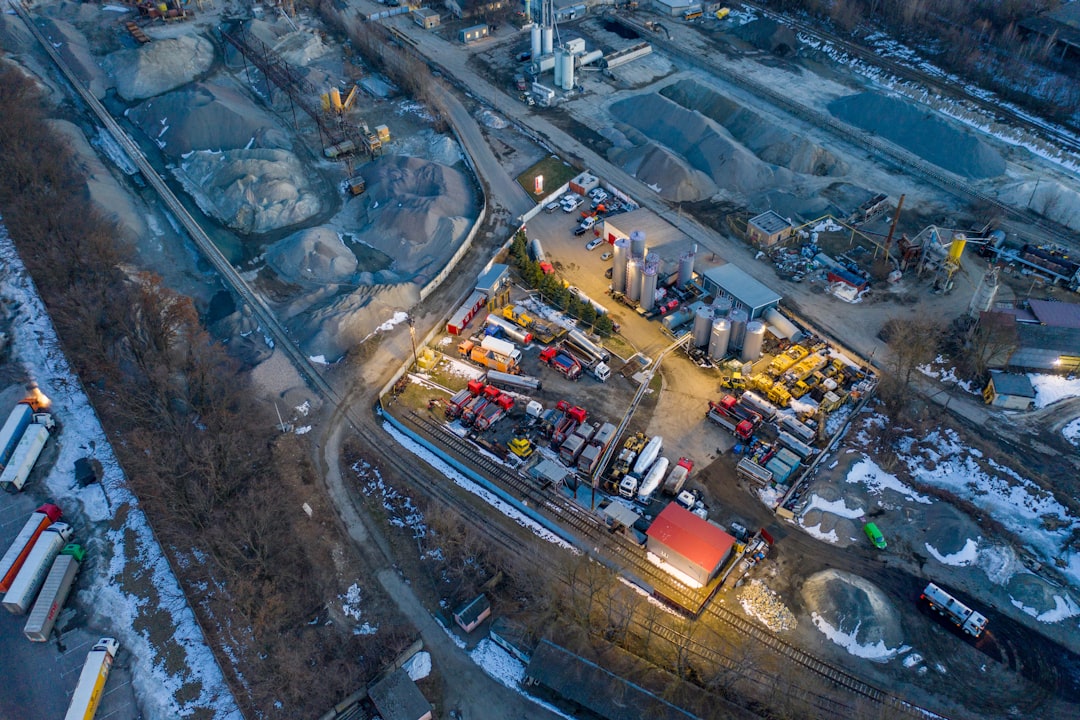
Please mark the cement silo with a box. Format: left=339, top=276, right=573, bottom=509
left=558, top=48, right=575, bottom=90
left=968, top=266, right=1000, bottom=318
left=640, top=260, right=659, bottom=312
left=530, top=25, right=542, bottom=59
left=612, top=237, right=629, bottom=294
left=553, top=47, right=564, bottom=87
left=711, top=297, right=732, bottom=318
left=692, top=306, right=713, bottom=347
left=729, top=307, right=748, bottom=349
left=763, top=307, right=799, bottom=340
left=741, top=321, right=766, bottom=362
left=708, top=318, right=731, bottom=360
left=678, top=244, right=697, bottom=287
left=542, top=26, right=553, bottom=55
left=629, top=230, right=646, bottom=259
left=626, top=258, right=642, bottom=302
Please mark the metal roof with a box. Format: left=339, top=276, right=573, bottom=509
left=646, top=503, right=735, bottom=572
left=1028, top=299, right=1080, bottom=329
left=702, top=264, right=783, bottom=311
left=1016, top=324, right=1080, bottom=353
left=453, top=593, right=490, bottom=626
left=749, top=210, right=793, bottom=236
left=989, top=372, right=1035, bottom=398
left=368, top=669, right=433, bottom=720
left=601, top=501, right=640, bottom=528
left=475, top=264, right=508, bottom=294
left=603, top=208, right=695, bottom=252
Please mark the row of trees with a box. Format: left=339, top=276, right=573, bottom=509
left=509, top=229, right=617, bottom=335
left=0, top=62, right=398, bottom=715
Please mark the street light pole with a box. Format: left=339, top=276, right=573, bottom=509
left=407, top=314, right=418, bottom=371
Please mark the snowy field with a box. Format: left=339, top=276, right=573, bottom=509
left=0, top=221, right=240, bottom=718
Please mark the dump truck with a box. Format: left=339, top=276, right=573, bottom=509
left=0, top=415, right=54, bottom=492
left=552, top=405, right=587, bottom=445
left=539, top=346, right=582, bottom=380
left=24, top=543, right=83, bottom=641
left=706, top=401, right=755, bottom=441
left=445, top=387, right=475, bottom=419
left=559, top=342, right=611, bottom=382
left=474, top=393, right=514, bottom=432
left=591, top=423, right=617, bottom=453
left=461, top=386, right=501, bottom=426
left=662, top=458, right=693, bottom=495
left=716, top=394, right=763, bottom=426
left=577, top=443, right=603, bottom=475
left=459, top=340, right=519, bottom=374
left=922, top=583, right=988, bottom=637
left=64, top=637, right=120, bottom=720
left=0, top=402, right=34, bottom=471
left=4, top=522, right=73, bottom=614
left=559, top=434, right=587, bottom=465
left=0, top=503, right=62, bottom=593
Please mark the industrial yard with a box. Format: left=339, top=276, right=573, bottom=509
left=1, top=0, right=1080, bottom=719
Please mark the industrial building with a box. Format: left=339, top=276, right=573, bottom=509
left=446, top=264, right=510, bottom=334
left=701, top=264, right=783, bottom=320
left=746, top=210, right=794, bottom=247
left=602, top=208, right=694, bottom=253
left=460, top=24, right=490, bottom=43
left=646, top=503, right=735, bottom=586
left=983, top=373, right=1036, bottom=410
left=980, top=299, right=1080, bottom=373
left=367, top=669, right=434, bottom=720
left=411, top=7, right=440, bottom=29
left=651, top=0, right=699, bottom=16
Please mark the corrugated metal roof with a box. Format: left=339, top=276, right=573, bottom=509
left=368, top=669, right=433, bottom=720
left=702, top=264, right=783, bottom=311
left=749, top=210, right=792, bottom=236
left=646, top=503, right=734, bottom=572
left=989, top=372, right=1035, bottom=398
left=475, top=264, right=508, bottom=294
left=1029, top=299, right=1080, bottom=329
left=1016, top=324, right=1080, bottom=353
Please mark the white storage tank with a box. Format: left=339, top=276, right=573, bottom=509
left=763, top=307, right=799, bottom=340
left=530, top=25, right=542, bottom=59
left=741, top=321, right=766, bottom=362
left=626, top=258, right=642, bottom=302
left=968, top=266, right=1000, bottom=318
left=559, top=48, right=575, bottom=90
left=692, top=306, right=713, bottom=347
left=640, top=260, right=659, bottom=312
left=708, top=318, right=731, bottom=360
left=612, top=237, right=629, bottom=293
left=542, top=26, right=553, bottom=55
left=529, top=237, right=546, bottom=263
left=566, top=37, right=586, bottom=54
left=577, top=49, right=603, bottom=67
left=553, top=46, right=564, bottom=86
left=678, top=244, right=696, bottom=287
left=729, top=307, right=748, bottom=349
left=712, top=297, right=732, bottom=318
left=629, top=230, right=646, bottom=259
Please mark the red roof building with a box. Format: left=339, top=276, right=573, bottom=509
left=646, top=503, right=736, bottom=585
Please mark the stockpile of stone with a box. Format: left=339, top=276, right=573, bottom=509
left=739, top=579, right=797, bottom=632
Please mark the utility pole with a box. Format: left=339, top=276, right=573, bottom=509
left=407, top=314, right=418, bottom=371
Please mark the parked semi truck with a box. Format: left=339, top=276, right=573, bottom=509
left=24, top=543, right=83, bottom=641
left=566, top=328, right=611, bottom=362
left=706, top=401, right=755, bottom=441
left=662, top=458, right=693, bottom=495
left=539, top=346, right=582, bottom=380
left=64, top=637, right=120, bottom=720
left=0, top=503, right=62, bottom=593
left=0, top=402, right=34, bottom=471
left=738, top=390, right=779, bottom=422
left=4, top=522, right=73, bottom=614
left=0, top=414, right=54, bottom=492
left=559, top=342, right=611, bottom=382
left=922, top=582, right=988, bottom=637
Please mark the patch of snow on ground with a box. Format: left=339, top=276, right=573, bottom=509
left=1029, top=373, right=1080, bottom=408
left=757, top=483, right=783, bottom=509
left=1063, top=418, right=1080, bottom=446
left=845, top=457, right=932, bottom=504
left=403, top=651, right=431, bottom=681
left=977, top=543, right=1026, bottom=586
left=810, top=612, right=904, bottom=661
left=917, top=356, right=977, bottom=393
left=441, top=356, right=485, bottom=380
left=800, top=523, right=839, bottom=544
left=469, top=639, right=577, bottom=719
left=376, top=311, right=409, bottom=333
left=926, top=537, right=979, bottom=566
left=802, top=493, right=865, bottom=519
left=903, top=652, right=923, bottom=668
left=1010, top=593, right=1080, bottom=623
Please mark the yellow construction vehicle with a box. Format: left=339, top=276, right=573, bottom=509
left=508, top=436, right=534, bottom=458
left=789, top=381, right=811, bottom=399
left=749, top=373, right=774, bottom=393
left=623, top=431, right=647, bottom=454
left=767, top=345, right=807, bottom=377
left=767, top=384, right=792, bottom=407
left=719, top=370, right=745, bottom=391
left=820, top=390, right=845, bottom=413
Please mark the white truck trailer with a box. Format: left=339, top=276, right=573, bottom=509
left=24, top=543, right=84, bottom=641
left=0, top=402, right=33, bottom=471
left=0, top=415, right=53, bottom=492
left=64, top=637, right=120, bottom=720
left=3, top=522, right=73, bottom=614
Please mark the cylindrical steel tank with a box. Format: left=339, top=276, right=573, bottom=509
left=729, top=307, right=749, bottom=349
left=612, top=237, right=629, bottom=294
left=640, top=260, right=659, bottom=312
left=542, top=26, right=553, bottom=55
left=948, top=232, right=967, bottom=265
left=763, top=307, right=798, bottom=340
left=529, top=237, right=545, bottom=263
left=708, top=318, right=731, bottom=360
left=741, top=321, right=766, bottom=362
left=577, top=49, right=603, bottom=67
left=692, top=306, right=713, bottom=347
left=530, top=25, right=542, bottom=59
left=559, top=49, right=575, bottom=90
left=626, top=258, right=642, bottom=302
left=968, top=266, right=1000, bottom=318
left=678, top=245, right=696, bottom=287
left=711, top=297, right=732, bottom=318
left=662, top=308, right=694, bottom=332
left=553, top=47, right=564, bottom=86
left=629, top=230, right=646, bottom=259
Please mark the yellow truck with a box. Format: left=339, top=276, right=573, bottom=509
left=767, top=384, right=792, bottom=407
left=767, top=345, right=808, bottom=377
left=749, top=373, right=774, bottom=393
left=458, top=340, right=518, bottom=374
left=64, top=637, right=119, bottom=720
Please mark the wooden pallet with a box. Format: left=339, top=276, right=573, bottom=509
left=125, top=22, right=150, bottom=44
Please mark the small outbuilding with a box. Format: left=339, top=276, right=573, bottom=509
left=983, top=372, right=1036, bottom=410
left=646, top=503, right=735, bottom=586
left=368, top=669, right=434, bottom=720
left=460, top=24, right=490, bottom=44
left=453, top=593, right=491, bottom=633
left=476, top=262, right=511, bottom=311
left=746, top=210, right=794, bottom=247
left=412, top=7, right=440, bottom=29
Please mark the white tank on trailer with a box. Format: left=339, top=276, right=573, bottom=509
left=632, top=436, right=662, bottom=476
left=636, top=457, right=669, bottom=503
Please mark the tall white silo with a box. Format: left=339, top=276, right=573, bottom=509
left=530, top=25, right=542, bottom=59
left=678, top=244, right=696, bottom=287
left=711, top=297, right=732, bottom=318
left=968, top=266, right=1000, bottom=318
left=542, top=26, right=553, bottom=55
left=558, top=48, right=575, bottom=90
left=693, top=306, right=714, bottom=347
left=741, top=321, right=766, bottom=362
left=629, top=230, right=646, bottom=259
left=612, top=237, right=629, bottom=294
left=553, top=47, right=564, bottom=86
left=708, top=318, right=731, bottom=360
left=640, top=260, right=659, bottom=312
left=729, top=307, right=748, bottom=349
left=626, top=258, right=642, bottom=302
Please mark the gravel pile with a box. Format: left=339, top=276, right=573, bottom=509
left=129, top=83, right=289, bottom=156
left=107, top=35, right=215, bottom=102
left=36, top=16, right=111, bottom=99
left=801, top=569, right=905, bottom=651
left=291, top=281, right=421, bottom=362
left=999, top=178, right=1080, bottom=231
left=265, top=227, right=358, bottom=286
left=610, top=144, right=718, bottom=201
left=828, top=92, right=1006, bottom=179
left=739, top=579, right=797, bottom=632
left=731, top=18, right=800, bottom=56
left=661, top=79, right=847, bottom=176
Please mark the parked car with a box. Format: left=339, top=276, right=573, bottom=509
left=562, top=196, right=583, bottom=212
left=601, top=251, right=612, bottom=261
left=573, top=226, right=589, bottom=236
left=586, top=237, right=603, bottom=251
left=544, top=201, right=559, bottom=213
left=864, top=522, right=887, bottom=549
left=578, top=215, right=597, bottom=231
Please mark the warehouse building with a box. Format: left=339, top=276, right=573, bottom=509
left=746, top=210, right=794, bottom=247
left=982, top=299, right=1080, bottom=373
left=983, top=373, right=1036, bottom=410
left=602, top=208, right=693, bottom=253
left=646, top=503, right=735, bottom=586
left=701, top=264, right=782, bottom=320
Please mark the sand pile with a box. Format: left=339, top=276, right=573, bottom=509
left=244, top=18, right=331, bottom=67
left=290, top=282, right=421, bottom=362
left=610, top=144, right=718, bottom=201
left=174, top=148, right=323, bottom=234
left=661, top=79, right=847, bottom=176
left=1006, top=573, right=1080, bottom=620
left=107, top=35, right=215, bottom=102
left=920, top=503, right=981, bottom=561
left=610, top=93, right=784, bottom=197
left=998, top=178, right=1080, bottom=231
left=35, top=17, right=111, bottom=99
left=829, top=92, right=1006, bottom=179
left=732, top=18, right=800, bottom=56
left=129, top=83, right=288, bottom=156
left=802, top=570, right=905, bottom=657
left=352, top=155, right=478, bottom=280
left=265, top=227, right=358, bottom=286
